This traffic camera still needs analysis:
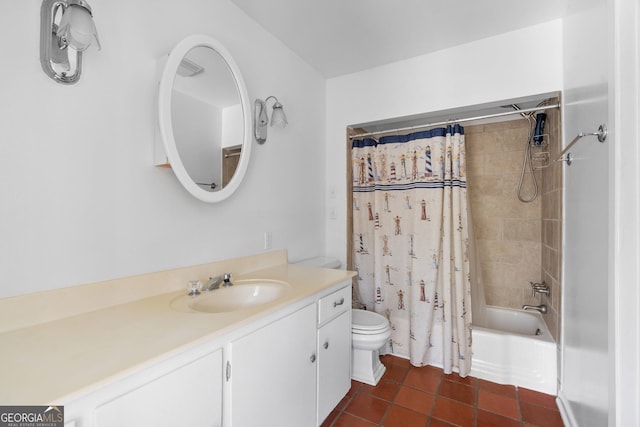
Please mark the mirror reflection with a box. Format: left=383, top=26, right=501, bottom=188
left=171, top=46, right=242, bottom=192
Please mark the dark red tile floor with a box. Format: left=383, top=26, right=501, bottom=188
left=321, top=355, right=564, bottom=427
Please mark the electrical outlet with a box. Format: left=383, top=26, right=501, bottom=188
left=264, top=232, right=272, bottom=250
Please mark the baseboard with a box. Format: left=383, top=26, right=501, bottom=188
left=556, top=390, right=578, bottom=427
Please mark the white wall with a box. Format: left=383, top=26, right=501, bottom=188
left=0, top=0, right=326, bottom=298
left=325, top=20, right=564, bottom=266
left=558, top=2, right=610, bottom=426
left=222, top=104, right=243, bottom=148
left=559, top=0, right=640, bottom=426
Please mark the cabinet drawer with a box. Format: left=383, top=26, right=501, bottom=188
left=318, top=285, right=351, bottom=325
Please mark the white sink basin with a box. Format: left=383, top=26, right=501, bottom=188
left=171, top=280, right=289, bottom=313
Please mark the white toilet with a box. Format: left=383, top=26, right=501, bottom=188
left=351, top=309, right=391, bottom=385
left=296, top=257, right=392, bottom=386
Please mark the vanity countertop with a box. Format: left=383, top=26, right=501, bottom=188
left=0, top=261, right=355, bottom=405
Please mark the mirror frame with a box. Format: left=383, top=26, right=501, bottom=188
left=158, top=34, right=252, bottom=203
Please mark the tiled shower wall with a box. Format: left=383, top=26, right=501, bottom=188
left=540, top=107, right=562, bottom=341
left=466, top=107, right=561, bottom=340
left=466, top=120, right=543, bottom=308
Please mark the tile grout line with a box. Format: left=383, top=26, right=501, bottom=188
left=516, top=386, right=525, bottom=427
left=377, top=378, right=402, bottom=427
left=474, top=376, right=480, bottom=427
left=430, top=373, right=443, bottom=425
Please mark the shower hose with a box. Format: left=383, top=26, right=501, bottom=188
left=517, top=113, right=538, bottom=203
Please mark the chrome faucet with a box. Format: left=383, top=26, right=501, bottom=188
left=203, top=273, right=233, bottom=291
left=522, top=304, right=547, bottom=314
left=530, top=281, right=550, bottom=297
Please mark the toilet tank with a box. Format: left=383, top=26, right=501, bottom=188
left=295, top=257, right=341, bottom=269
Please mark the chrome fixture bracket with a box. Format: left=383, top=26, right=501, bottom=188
left=254, top=99, right=269, bottom=144
left=556, top=124, right=607, bottom=166
left=40, top=0, right=98, bottom=84
left=253, top=95, right=286, bottom=144
left=41, top=0, right=81, bottom=84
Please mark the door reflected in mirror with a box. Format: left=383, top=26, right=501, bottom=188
left=171, top=46, right=243, bottom=192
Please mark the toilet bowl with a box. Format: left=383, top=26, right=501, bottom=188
left=351, top=309, right=391, bottom=385
left=295, top=257, right=392, bottom=386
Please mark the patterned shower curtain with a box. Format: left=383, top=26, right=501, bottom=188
left=352, top=125, right=472, bottom=376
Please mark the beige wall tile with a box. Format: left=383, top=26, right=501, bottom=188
left=467, top=107, right=561, bottom=321
left=552, top=220, right=561, bottom=250
left=468, top=175, right=506, bottom=197
left=484, top=285, right=522, bottom=309
left=474, top=195, right=524, bottom=219
left=485, top=150, right=529, bottom=174
left=545, top=305, right=560, bottom=342
left=477, top=240, right=524, bottom=264
left=473, top=216, right=502, bottom=240
left=522, top=241, right=542, bottom=266
left=480, top=261, right=503, bottom=287
left=503, top=260, right=541, bottom=286
left=521, top=197, right=542, bottom=218
left=543, top=219, right=553, bottom=247
left=465, top=153, right=485, bottom=176
left=539, top=104, right=562, bottom=337
left=503, top=219, right=542, bottom=242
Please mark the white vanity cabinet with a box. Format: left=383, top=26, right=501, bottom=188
left=225, top=281, right=352, bottom=427
left=60, top=280, right=352, bottom=427
left=93, top=348, right=223, bottom=427
left=226, top=303, right=318, bottom=427
left=316, top=286, right=352, bottom=425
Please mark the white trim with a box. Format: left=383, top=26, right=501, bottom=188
left=556, top=391, right=579, bottom=427
left=612, top=0, right=640, bottom=425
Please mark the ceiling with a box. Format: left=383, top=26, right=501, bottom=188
left=230, top=0, right=574, bottom=78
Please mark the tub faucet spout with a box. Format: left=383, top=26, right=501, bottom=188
left=522, top=304, right=547, bottom=314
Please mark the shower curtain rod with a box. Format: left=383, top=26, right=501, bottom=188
left=349, top=103, right=560, bottom=140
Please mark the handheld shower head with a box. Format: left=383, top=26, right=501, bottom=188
left=533, top=113, right=547, bottom=145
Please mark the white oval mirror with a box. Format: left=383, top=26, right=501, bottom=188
left=158, top=35, right=251, bottom=202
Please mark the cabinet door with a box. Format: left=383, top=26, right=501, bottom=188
left=95, top=349, right=222, bottom=427
left=228, top=304, right=317, bottom=427
left=317, top=310, right=352, bottom=425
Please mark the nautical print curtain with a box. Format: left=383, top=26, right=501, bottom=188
left=352, top=125, right=472, bottom=376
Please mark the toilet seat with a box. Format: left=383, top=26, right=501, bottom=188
left=353, top=328, right=390, bottom=337
left=352, top=309, right=390, bottom=334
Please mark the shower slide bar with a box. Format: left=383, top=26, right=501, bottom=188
left=348, top=103, right=560, bottom=140
left=556, top=124, right=607, bottom=166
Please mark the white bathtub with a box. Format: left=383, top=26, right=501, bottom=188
left=470, top=306, right=557, bottom=395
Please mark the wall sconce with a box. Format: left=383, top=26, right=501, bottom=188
left=254, top=96, right=288, bottom=144
left=40, top=0, right=101, bottom=84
